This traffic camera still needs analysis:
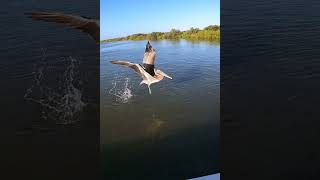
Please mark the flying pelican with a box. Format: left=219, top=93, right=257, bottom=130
left=25, top=11, right=100, bottom=43
left=111, top=42, right=172, bottom=94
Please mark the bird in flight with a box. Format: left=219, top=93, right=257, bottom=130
left=111, top=41, right=172, bottom=95
left=25, top=11, right=100, bottom=43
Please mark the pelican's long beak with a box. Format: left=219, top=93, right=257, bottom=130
left=164, top=74, right=172, bottom=79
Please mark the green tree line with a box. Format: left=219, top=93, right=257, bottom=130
left=102, top=25, right=220, bottom=43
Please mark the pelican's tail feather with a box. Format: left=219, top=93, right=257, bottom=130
left=148, top=85, right=152, bottom=95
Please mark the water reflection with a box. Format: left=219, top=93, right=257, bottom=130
left=146, top=113, right=166, bottom=143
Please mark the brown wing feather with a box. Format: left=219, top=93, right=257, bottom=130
left=25, top=11, right=99, bottom=43
left=110, top=60, right=147, bottom=79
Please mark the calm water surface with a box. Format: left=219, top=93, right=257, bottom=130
left=101, top=40, right=220, bottom=179
left=222, top=0, right=320, bottom=179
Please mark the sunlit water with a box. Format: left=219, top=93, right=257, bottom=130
left=101, top=40, right=220, bottom=179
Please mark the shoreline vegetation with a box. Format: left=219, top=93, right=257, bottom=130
left=102, top=25, right=220, bottom=43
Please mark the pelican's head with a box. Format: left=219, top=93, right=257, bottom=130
left=154, top=74, right=164, bottom=81
left=154, top=70, right=168, bottom=82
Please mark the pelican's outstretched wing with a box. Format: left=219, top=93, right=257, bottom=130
left=110, top=60, right=148, bottom=79
left=25, top=11, right=100, bottom=43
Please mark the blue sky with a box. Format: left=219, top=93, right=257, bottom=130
left=101, top=0, right=220, bottom=40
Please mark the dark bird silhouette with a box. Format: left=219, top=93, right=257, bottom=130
left=25, top=11, right=100, bottom=43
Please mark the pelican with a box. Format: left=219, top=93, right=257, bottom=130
left=110, top=60, right=172, bottom=94
left=25, top=11, right=99, bottom=43
left=111, top=42, right=172, bottom=94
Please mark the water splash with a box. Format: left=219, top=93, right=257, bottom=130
left=108, top=77, right=133, bottom=103
left=24, top=49, right=86, bottom=124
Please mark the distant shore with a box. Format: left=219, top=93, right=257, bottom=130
left=101, top=25, right=220, bottom=43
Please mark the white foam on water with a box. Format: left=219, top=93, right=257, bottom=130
left=108, top=77, right=133, bottom=103
left=24, top=49, right=86, bottom=124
